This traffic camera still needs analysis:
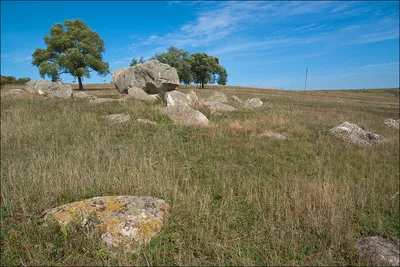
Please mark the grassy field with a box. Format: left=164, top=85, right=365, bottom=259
left=1, top=84, right=399, bottom=266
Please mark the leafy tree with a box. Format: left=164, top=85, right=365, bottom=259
left=31, top=19, right=110, bottom=90
left=217, top=66, right=227, bottom=86
left=1, top=75, right=31, bottom=85
left=130, top=58, right=138, bottom=67
left=151, top=46, right=192, bottom=84
left=130, top=56, right=145, bottom=67
left=16, top=77, right=32, bottom=84
left=187, top=52, right=226, bottom=88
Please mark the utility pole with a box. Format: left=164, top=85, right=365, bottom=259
left=304, top=68, right=308, bottom=91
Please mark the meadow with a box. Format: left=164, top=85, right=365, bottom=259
left=1, top=84, right=399, bottom=266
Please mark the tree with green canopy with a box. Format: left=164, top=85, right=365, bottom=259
left=31, top=19, right=110, bottom=90
left=187, top=52, right=226, bottom=88
left=151, top=46, right=192, bottom=84
left=130, top=56, right=145, bottom=66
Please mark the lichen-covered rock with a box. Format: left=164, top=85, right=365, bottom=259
left=48, top=87, right=73, bottom=99
left=259, top=131, right=287, bottom=140
left=127, top=87, right=159, bottom=102
left=355, top=236, right=399, bottom=266
left=329, top=122, right=385, bottom=146
left=112, top=60, right=179, bottom=94
left=165, top=91, right=194, bottom=107
left=25, top=80, right=72, bottom=98
left=46, top=196, right=169, bottom=256
left=243, top=98, right=263, bottom=109
left=162, top=105, right=209, bottom=127
left=105, top=114, right=131, bottom=124
left=1, top=89, right=27, bottom=99
left=200, top=100, right=236, bottom=114
left=208, top=91, right=228, bottom=103
left=384, top=118, right=400, bottom=130
left=136, top=118, right=158, bottom=125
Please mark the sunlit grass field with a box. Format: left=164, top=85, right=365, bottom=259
left=1, top=84, right=399, bottom=266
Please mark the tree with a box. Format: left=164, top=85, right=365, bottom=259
left=130, top=56, right=145, bottom=67
left=187, top=52, right=226, bottom=88
left=130, top=58, right=138, bottom=67
left=1, top=75, right=31, bottom=85
left=217, top=66, right=227, bottom=86
left=31, top=19, right=109, bottom=90
left=151, top=46, right=192, bottom=84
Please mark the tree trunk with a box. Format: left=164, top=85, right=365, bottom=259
left=78, top=76, right=83, bottom=90
left=201, top=82, right=204, bottom=89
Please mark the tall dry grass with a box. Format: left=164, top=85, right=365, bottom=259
left=1, top=87, right=399, bottom=266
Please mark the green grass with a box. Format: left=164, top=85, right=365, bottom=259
left=1, top=88, right=399, bottom=266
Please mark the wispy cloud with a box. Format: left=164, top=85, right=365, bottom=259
left=110, top=57, right=132, bottom=66
left=359, top=62, right=399, bottom=68
left=1, top=51, right=32, bottom=63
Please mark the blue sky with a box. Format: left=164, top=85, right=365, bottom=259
left=1, top=1, right=399, bottom=90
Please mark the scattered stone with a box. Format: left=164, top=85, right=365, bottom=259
left=162, top=105, right=209, bottom=127
left=105, top=114, right=131, bottom=124
left=165, top=91, right=193, bottom=107
left=127, top=87, right=159, bottom=102
left=231, top=95, right=243, bottom=104
left=229, top=121, right=243, bottom=130
left=384, top=118, right=400, bottom=130
left=136, top=118, right=158, bottom=125
left=201, top=100, right=236, bottom=114
left=355, top=236, right=399, bottom=266
left=72, top=91, right=90, bottom=99
left=112, top=60, right=179, bottom=94
left=259, top=131, right=287, bottom=140
left=329, top=122, right=385, bottom=146
left=208, top=91, right=228, bottom=103
left=89, top=98, right=121, bottom=104
left=45, top=196, right=169, bottom=256
left=243, top=98, right=263, bottom=109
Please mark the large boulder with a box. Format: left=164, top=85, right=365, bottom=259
left=355, top=236, right=399, bottom=266
left=112, top=60, right=179, bottom=95
left=25, top=80, right=72, bottom=98
left=243, top=98, right=263, bottom=109
left=45, top=196, right=169, bottom=256
left=329, top=122, right=385, bottom=146
left=208, top=91, right=228, bottom=103
left=162, top=105, right=209, bottom=127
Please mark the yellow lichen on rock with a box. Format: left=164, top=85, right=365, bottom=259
left=45, top=195, right=169, bottom=256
